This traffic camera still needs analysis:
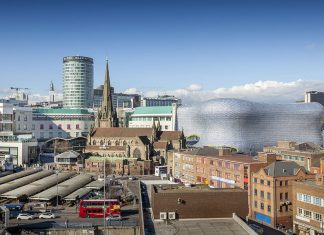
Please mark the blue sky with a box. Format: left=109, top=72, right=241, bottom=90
left=0, top=0, right=324, bottom=100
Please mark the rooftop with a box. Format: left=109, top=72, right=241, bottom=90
left=153, top=184, right=246, bottom=194
left=264, top=161, right=308, bottom=177
left=132, top=106, right=173, bottom=115
left=33, top=108, right=93, bottom=115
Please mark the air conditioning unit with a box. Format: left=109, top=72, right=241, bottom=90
left=168, top=212, right=176, bottom=220
left=160, top=212, right=167, bottom=220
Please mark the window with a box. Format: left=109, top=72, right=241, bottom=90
left=260, top=179, right=264, bottom=185
left=218, top=161, right=222, bottom=167
left=304, top=209, right=312, bottom=219
left=267, top=180, right=270, bottom=186
left=254, top=189, right=257, bottom=196
left=260, top=203, right=264, bottom=210
left=285, top=180, right=288, bottom=186
left=58, top=124, right=62, bottom=129
left=313, top=212, right=322, bottom=222
left=76, top=132, right=79, bottom=137
left=67, top=124, right=71, bottom=130
left=267, top=205, right=271, bottom=212
left=303, top=194, right=311, bottom=203
left=17, top=116, right=20, bottom=121
left=285, top=192, right=288, bottom=200
left=267, top=192, right=271, bottom=200
left=40, top=124, right=44, bottom=130
left=297, top=193, right=302, bottom=201
left=254, top=178, right=257, bottom=183
left=49, top=124, right=53, bottom=129
left=225, top=162, right=231, bottom=169
left=254, top=201, right=257, bottom=208
left=165, top=125, right=168, bottom=130
left=76, top=124, right=80, bottom=129
left=280, top=193, right=283, bottom=200
left=298, top=208, right=303, bottom=216
left=234, top=163, right=240, bottom=171
left=32, top=124, right=35, bottom=130
left=261, top=191, right=264, bottom=198
left=313, top=197, right=321, bottom=206
left=279, top=181, right=283, bottom=186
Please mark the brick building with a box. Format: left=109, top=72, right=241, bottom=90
left=293, top=175, right=324, bottom=234
left=263, top=141, right=324, bottom=172
left=250, top=161, right=315, bottom=230
left=151, top=184, right=248, bottom=219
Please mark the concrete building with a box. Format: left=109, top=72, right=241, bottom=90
left=0, top=101, right=37, bottom=165
left=63, top=56, right=94, bottom=108
left=293, top=174, right=324, bottom=235
left=263, top=141, right=324, bottom=172
left=250, top=161, right=314, bottom=230
left=141, top=95, right=181, bottom=107
left=32, top=108, right=94, bottom=140
left=128, top=105, right=177, bottom=131
left=305, top=91, right=324, bottom=106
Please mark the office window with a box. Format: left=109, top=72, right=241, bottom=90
left=267, top=192, right=271, bottom=200
left=260, top=179, right=264, bottom=185
left=267, top=205, right=271, bottom=212
left=260, top=203, right=264, bottom=210
left=261, top=190, right=264, bottom=198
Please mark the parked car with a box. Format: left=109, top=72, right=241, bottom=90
left=39, top=212, right=55, bottom=219
left=106, top=214, right=122, bottom=221
left=17, top=213, right=34, bottom=220
left=249, top=224, right=264, bottom=235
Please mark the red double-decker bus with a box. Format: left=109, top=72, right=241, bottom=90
left=79, top=199, right=121, bottom=218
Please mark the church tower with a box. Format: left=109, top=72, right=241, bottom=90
left=49, top=80, right=55, bottom=104
left=95, top=60, right=118, bottom=128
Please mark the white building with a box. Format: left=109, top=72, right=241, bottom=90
left=0, top=101, right=37, bottom=165
left=32, top=108, right=95, bottom=140
left=141, top=95, right=181, bottom=107
left=128, top=104, right=177, bottom=131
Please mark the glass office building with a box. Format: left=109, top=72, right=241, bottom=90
left=178, top=98, right=324, bottom=154
left=63, top=56, right=94, bottom=108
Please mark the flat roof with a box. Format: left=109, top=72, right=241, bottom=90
left=0, top=169, right=42, bottom=185
left=154, top=218, right=249, bottom=235
left=153, top=184, right=246, bottom=194
left=30, top=174, right=93, bottom=201
left=132, top=106, right=172, bottom=115
left=64, top=188, right=92, bottom=201
left=33, top=108, right=93, bottom=115
left=0, top=170, right=54, bottom=194
left=294, top=179, right=324, bottom=189
left=1, top=172, right=76, bottom=199
left=140, top=180, right=178, bottom=186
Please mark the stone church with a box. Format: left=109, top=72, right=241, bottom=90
left=84, top=61, right=185, bottom=175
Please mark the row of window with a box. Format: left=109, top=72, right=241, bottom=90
left=39, top=131, right=83, bottom=138
left=254, top=189, right=272, bottom=200
left=297, top=193, right=323, bottom=207
left=36, top=124, right=86, bottom=130
left=282, top=155, right=305, bottom=162
left=130, top=117, right=172, bottom=121
left=254, top=201, right=272, bottom=212
left=297, top=208, right=322, bottom=222
left=254, top=178, right=288, bottom=187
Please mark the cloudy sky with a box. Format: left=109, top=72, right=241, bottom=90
left=0, top=0, right=324, bottom=104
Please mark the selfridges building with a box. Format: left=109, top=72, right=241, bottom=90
left=177, top=98, right=324, bottom=154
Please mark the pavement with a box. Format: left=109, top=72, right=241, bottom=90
left=154, top=219, right=250, bottom=235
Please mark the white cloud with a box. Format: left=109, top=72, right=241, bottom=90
left=126, top=79, right=324, bottom=105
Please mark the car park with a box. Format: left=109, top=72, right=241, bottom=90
left=17, top=213, right=34, bottom=220
left=39, top=212, right=56, bottom=219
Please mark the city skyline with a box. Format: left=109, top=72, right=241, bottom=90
left=1, top=0, right=324, bottom=104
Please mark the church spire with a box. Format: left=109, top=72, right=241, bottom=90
left=95, top=59, right=117, bottom=128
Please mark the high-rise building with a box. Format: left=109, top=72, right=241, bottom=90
left=63, top=56, right=94, bottom=108
left=49, top=81, right=55, bottom=104
left=141, top=95, right=181, bottom=107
